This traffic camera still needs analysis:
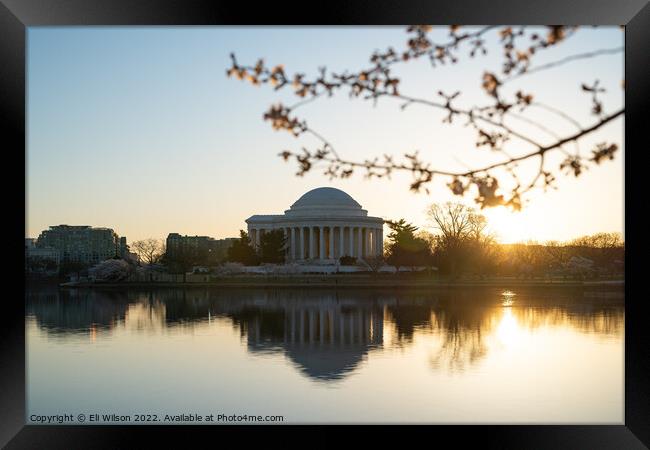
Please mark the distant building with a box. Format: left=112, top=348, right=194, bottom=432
left=37, top=225, right=127, bottom=265
left=119, top=237, right=128, bottom=257
left=25, top=238, right=60, bottom=274
left=27, top=245, right=61, bottom=263
left=166, top=233, right=237, bottom=264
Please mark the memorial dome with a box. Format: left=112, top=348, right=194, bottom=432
left=285, top=187, right=365, bottom=217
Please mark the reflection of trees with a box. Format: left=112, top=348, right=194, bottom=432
left=429, top=327, right=488, bottom=373
left=26, top=285, right=132, bottom=334
left=429, top=295, right=495, bottom=373
left=385, top=303, right=434, bottom=342
left=512, top=306, right=623, bottom=336
left=382, top=287, right=624, bottom=373
left=26, top=285, right=623, bottom=377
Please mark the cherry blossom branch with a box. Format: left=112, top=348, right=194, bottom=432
left=227, top=25, right=623, bottom=210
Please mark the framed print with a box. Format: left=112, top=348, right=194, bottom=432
left=2, top=0, right=649, bottom=448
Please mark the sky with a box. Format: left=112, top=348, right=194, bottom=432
left=26, top=26, right=624, bottom=244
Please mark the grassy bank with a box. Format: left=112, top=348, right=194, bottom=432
left=60, top=274, right=624, bottom=289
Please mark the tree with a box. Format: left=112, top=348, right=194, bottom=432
left=131, top=238, right=165, bottom=265
left=544, top=240, right=571, bottom=271
left=89, top=259, right=133, bottom=282
left=427, top=203, right=474, bottom=240
left=567, top=232, right=624, bottom=273
left=426, top=202, right=495, bottom=278
left=427, top=203, right=473, bottom=277
left=509, top=241, right=548, bottom=278
left=385, top=219, right=434, bottom=271
left=259, top=229, right=287, bottom=263
left=570, top=232, right=623, bottom=249
left=464, top=212, right=498, bottom=277
left=58, top=261, right=88, bottom=279
left=226, top=230, right=260, bottom=266
left=161, top=246, right=198, bottom=281
left=228, top=26, right=622, bottom=210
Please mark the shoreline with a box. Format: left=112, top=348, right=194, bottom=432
left=59, top=278, right=625, bottom=289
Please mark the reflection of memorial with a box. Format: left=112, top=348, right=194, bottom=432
left=243, top=300, right=385, bottom=381
left=161, top=289, right=390, bottom=381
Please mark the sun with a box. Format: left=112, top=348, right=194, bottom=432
left=483, top=207, right=529, bottom=244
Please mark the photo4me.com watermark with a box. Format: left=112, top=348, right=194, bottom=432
left=29, top=412, right=285, bottom=424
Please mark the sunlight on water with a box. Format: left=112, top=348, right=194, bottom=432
left=26, top=285, right=624, bottom=424
left=501, top=290, right=516, bottom=307
left=495, top=308, right=519, bottom=345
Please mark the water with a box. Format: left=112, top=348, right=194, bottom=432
left=26, top=284, right=624, bottom=424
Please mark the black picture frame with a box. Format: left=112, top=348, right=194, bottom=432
left=3, top=0, right=648, bottom=448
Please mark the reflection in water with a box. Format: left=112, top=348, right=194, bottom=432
left=26, top=284, right=624, bottom=423
left=26, top=285, right=623, bottom=381
left=242, top=300, right=384, bottom=381
left=501, top=290, right=515, bottom=307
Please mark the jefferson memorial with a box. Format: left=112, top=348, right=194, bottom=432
left=246, top=187, right=384, bottom=263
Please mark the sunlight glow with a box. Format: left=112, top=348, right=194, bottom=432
left=484, top=208, right=530, bottom=244
left=496, top=308, right=520, bottom=345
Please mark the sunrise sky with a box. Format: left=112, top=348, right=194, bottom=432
left=26, top=26, right=624, bottom=244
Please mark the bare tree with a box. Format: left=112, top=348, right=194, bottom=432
left=568, top=232, right=624, bottom=268
left=569, top=232, right=623, bottom=249
left=544, top=240, right=571, bottom=269
left=427, top=202, right=475, bottom=242
left=426, top=202, right=496, bottom=277
left=228, top=26, right=623, bottom=210
left=131, top=238, right=165, bottom=265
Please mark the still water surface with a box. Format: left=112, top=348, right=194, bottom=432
left=26, top=285, right=623, bottom=424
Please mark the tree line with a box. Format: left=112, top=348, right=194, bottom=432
left=382, top=202, right=623, bottom=279
left=128, top=201, right=623, bottom=280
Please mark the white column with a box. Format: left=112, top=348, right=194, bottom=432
left=285, top=227, right=290, bottom=259
left=349, top=227, right=355, bottom=257
left=363, top=228, right=372, bottom=256
left=357, top=227, right=363, bottom=259
left=309, top=226, right=316, bottom=260
left=358, top=227, right=364, bottom=259
left=291, top=227, right=296, bottom=260
left=255, top=228, right=261, bottom=248
left=339, top=227, right=345, bottom=259
left=319, top=226, right=325, bottom=261
left=329, top=226, right=334, bottom=260
left=300, top=227, right=305, bottom=260
left=363, top=228, right=368, bottom=257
